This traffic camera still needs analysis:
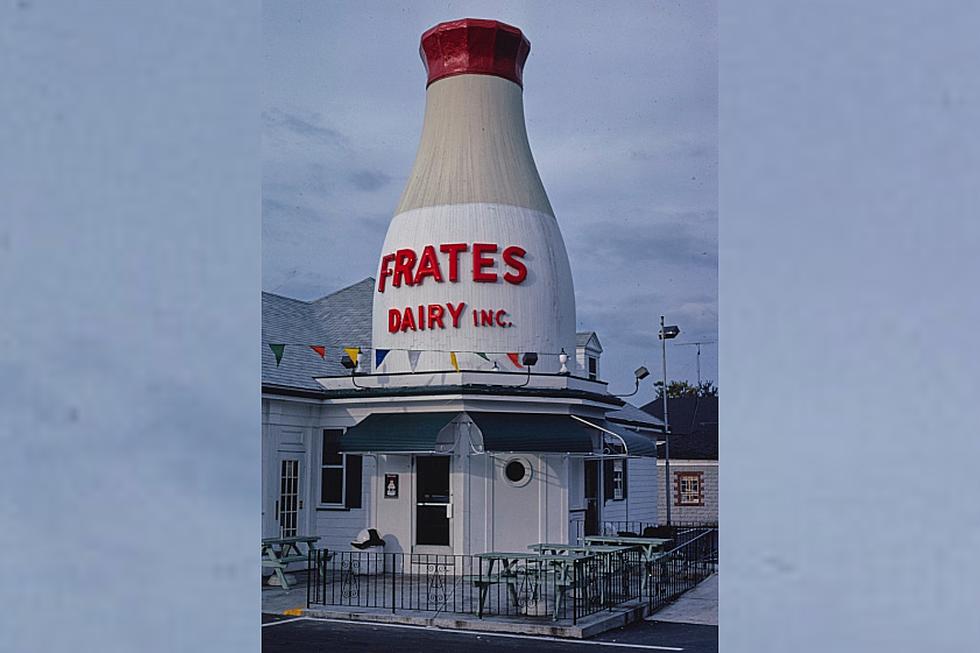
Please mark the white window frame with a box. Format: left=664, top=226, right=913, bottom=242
left=588, top=356, right=598, bottom=381
left=319, top=430, right=347, bottom=508
left=612, top=459, right=625, bottom=500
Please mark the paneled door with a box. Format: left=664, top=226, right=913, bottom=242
left=275, top=454, right=305, bottom=538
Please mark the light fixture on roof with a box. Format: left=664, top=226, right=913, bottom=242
left=340, top=353, right=364, bottom=390
left=515, top=351, right=538, bottom=387
left=558, top=348, right=569, bottom=375
left=613, top=365, right=651, bottom=397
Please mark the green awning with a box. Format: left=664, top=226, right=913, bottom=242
left=337, top=412, right=458, bottom=453
left=467, top=412, right=596, bottom=453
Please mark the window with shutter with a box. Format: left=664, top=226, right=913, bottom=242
left=319, top=429, right=363, bottom=510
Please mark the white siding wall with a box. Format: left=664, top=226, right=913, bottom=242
left=262, top=397, right=372, bottom=551
left=597, top=456, right=659, bottom=525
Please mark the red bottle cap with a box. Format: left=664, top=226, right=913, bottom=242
left=420, top=18, right=531, bottom=88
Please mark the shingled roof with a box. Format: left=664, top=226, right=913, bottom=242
left=642, top=395, right=718, bottom=460
left=262, top=278, right=374, bottom=392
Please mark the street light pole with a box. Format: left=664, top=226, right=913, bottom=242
left=660, top=316, right=671, bottom=526
left=658, top=316, right=680, bottom=526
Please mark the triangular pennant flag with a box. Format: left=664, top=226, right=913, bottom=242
left=269, top=344, right=285, bottom=367
left=375, top=348, right=390, bottom=368
left=343, top=347, right=360, bottom=366
left=407, top=350, right=422, bottom=372
left=507, top=352, right=523, bottom=368
left=476, top=352, right=490, bottom=362
left=309, top=345, right=325, bottom=359
left=450, top=351, right=460, bottom=372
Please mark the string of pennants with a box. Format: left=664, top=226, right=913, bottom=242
left=266, top=343, right=549, bottom=372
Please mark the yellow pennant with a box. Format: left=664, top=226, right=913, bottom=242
left=450, top=351, right=460, bottom=372
left=344, top=347, right=360, bottom=365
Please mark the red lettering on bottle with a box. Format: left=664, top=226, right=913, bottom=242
left=446, top=302, right=466, bottom=328
left=393, top=249, right=417, bottom=287
left=502, top=246, right=527, bottom=285
left=378, top=253, right=397, bottom=292
left=472, top=243, right=498, bottom=283
left=400, top=306, right=417, bottom=332
left=413, top=245, right=443, bottom=285
left=439, top=243, right=468, bottom=282
left=427, top=304, right=445, bottom=330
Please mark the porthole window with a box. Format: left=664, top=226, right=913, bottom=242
left=502, top=457, right=532, bottom=487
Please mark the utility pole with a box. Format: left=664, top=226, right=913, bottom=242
left=658, top=317, right=680, bottom=525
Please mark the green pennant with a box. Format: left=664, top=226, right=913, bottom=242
left=269, top=343, right=285, bottom=367
left=476, top=352, right=490, bottom=362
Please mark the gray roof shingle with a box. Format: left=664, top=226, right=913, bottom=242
left=641, top=396, right=718, bottom=460
left=262, top=278, right=374, bottom=391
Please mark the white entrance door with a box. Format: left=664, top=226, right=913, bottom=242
left=275, top=453, right=305, bottom=538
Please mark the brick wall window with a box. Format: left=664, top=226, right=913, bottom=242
left=675, top=471, right=704, bottom=506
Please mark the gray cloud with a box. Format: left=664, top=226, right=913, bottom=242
left=263, top=107, right=347, bottom=147
left=349, top=169, right=391, bottom=192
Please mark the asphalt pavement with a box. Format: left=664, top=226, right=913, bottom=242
left=262, top=614, right=718, bottom=652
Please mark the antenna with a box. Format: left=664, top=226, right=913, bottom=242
left=674, top=340, right=717, bottom=386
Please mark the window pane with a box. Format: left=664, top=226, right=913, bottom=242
left=321, top=468, right=343, bottom=504
left=323, top=449, right=343, bottom=466
left=323, top=430, right=344, bottom=465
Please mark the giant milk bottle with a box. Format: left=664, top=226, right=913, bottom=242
left=372, top=19, right=576, bottom=375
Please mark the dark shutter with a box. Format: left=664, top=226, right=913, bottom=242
left=345, top=455, right=363, bottom=509
left=603, top=459, right=614, bottom=501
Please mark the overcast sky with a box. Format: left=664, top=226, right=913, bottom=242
left=263, top=0, right=717, bottom=396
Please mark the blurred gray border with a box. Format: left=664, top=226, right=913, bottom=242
left=3, top=1, right=979, bottom=652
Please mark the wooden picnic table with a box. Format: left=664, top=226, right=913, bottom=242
left=472, top=551, right=592, bottom=620
left=262, top=535, right=322, bottom=590
left=582, top=536, right=671, bottom=590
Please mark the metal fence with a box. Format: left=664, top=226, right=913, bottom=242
left=306, top=526, right=717, bottom=625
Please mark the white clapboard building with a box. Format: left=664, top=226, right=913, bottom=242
left=262, top=19, right=664, bottom=556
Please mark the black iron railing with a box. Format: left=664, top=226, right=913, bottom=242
left=305, top=526, right=717, bottom=624
left=642, top=527, right=718, bottom=613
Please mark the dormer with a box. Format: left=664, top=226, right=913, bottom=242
left=575, top=331, right=603, bottom=381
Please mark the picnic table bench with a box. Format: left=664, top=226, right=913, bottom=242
left=582, top=536, right=671, bottom=590
left=471, top=551, right=593, bottom=620
left=262, top=535, right=328, bottom=590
